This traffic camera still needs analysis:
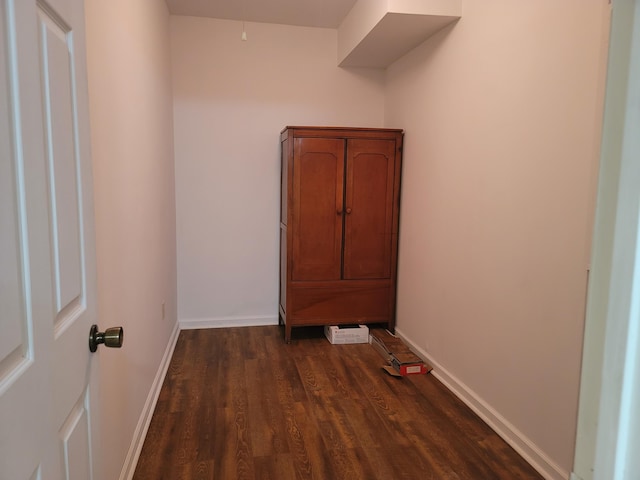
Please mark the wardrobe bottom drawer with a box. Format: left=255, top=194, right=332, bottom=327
left=289, top=284, right=391, bottom=324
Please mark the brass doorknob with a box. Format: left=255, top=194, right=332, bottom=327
left=89, top=324, right=124, bottom=352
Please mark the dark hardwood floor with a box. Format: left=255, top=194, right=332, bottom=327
left=133, top=326, right=544, bottom=480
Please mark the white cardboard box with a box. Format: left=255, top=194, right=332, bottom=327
left=324, top=325, right=369, bottom=344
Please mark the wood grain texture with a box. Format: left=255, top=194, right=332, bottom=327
left=292, top=137, right=345, bottom=282
left=133, top=327, right=544, bottom=480
left=344, top=138, right=396, bottom=280
left=280, top=127, right=403, bottom=342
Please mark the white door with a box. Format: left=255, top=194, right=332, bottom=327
left=0, top=0, right=101, bottom=478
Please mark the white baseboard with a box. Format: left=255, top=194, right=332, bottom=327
left=395, top=327, right=569, bottom=480
left=119, top=321, right=180, bottom=480
left=179, top=314, right=278, bottom=330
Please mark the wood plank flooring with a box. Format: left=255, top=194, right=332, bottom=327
left=133, top=326, right=544, bottom=480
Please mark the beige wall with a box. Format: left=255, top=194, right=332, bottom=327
left=84, top=0, right=177, bottom=478
left=171, top=16, right=385, bottom=327
left=385, top=1, right=610, bottom=478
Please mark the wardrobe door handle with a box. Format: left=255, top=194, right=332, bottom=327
left=337, top=209, right=343, bottom=215
left=346, top=208, right=352, bottom=214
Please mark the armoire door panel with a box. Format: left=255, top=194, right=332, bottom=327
left=292, top=137, right=345, bottom=281
left=344, top=139, right=396, bottom=279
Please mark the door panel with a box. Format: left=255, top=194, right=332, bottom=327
left=0, top=0, right=99, bottom=478
left=344, top=139, right=396, bottom=279
left=1, top=1, right=54, bottom=478
left=292, top=137, right=344, bottom=281
left=59, top=393, right=91, bottom=480
left=38, top=6, right=83, bottom=319
left=0, top=0, right=27, bottom=378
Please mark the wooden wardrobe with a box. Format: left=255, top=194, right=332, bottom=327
left=279, top=126, right=403, bottom=342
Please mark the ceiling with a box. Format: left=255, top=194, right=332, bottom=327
left=164, top=0, right=359, bottom=29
